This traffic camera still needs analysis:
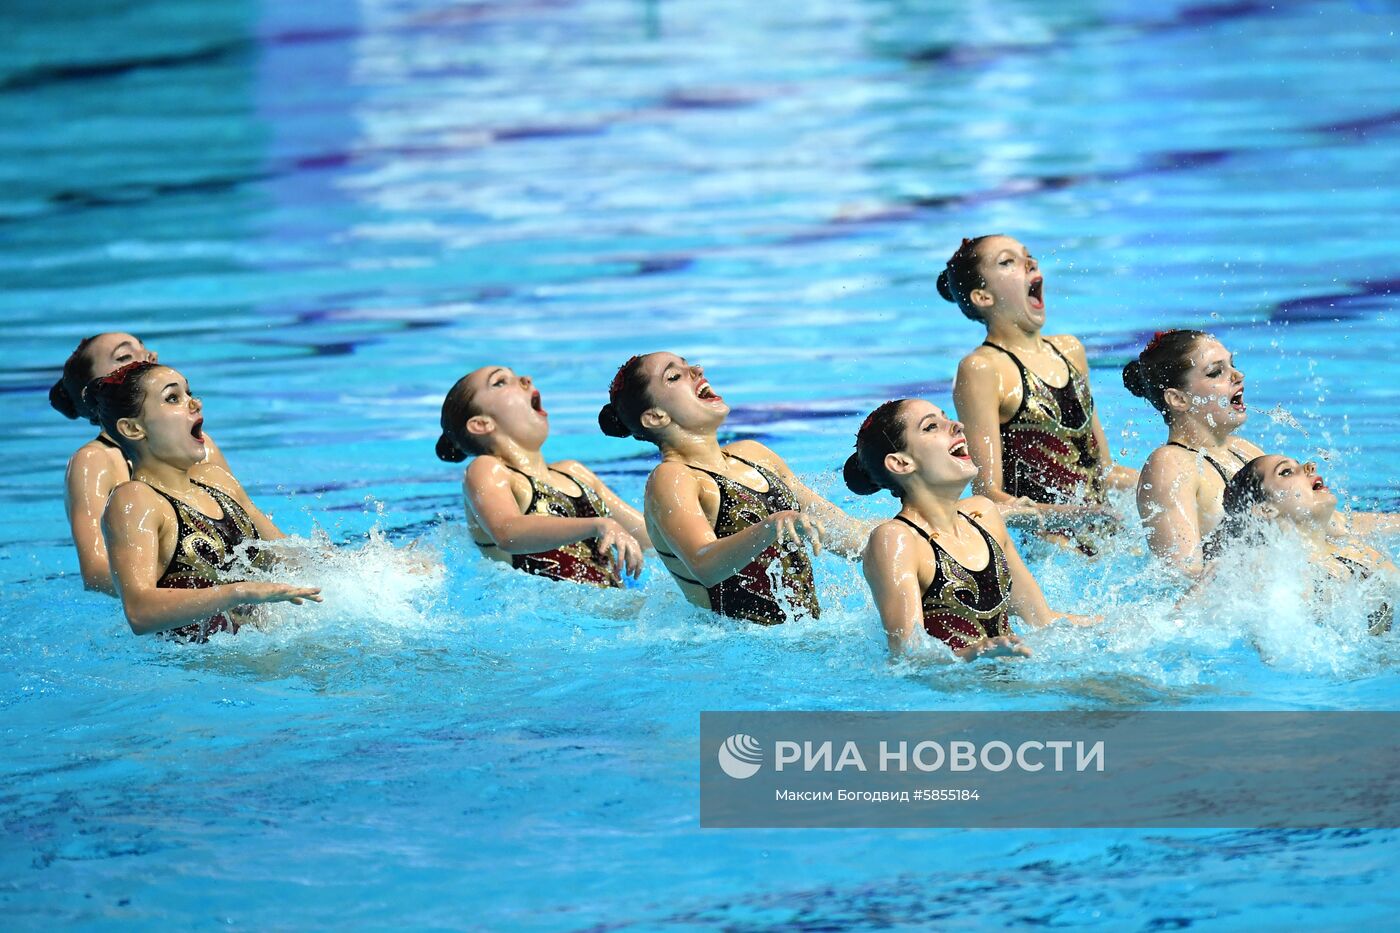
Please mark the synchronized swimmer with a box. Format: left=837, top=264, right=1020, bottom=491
left=51, top=333, right=235, bottom=593
left=47, top=237, right=1397, bottom=657
left=88, top=361, right=321, bottom=641
left=599, top=352, right=871, bottom=625
left=437, top=364, right=650, bottom=587
left=941, top=236, right=1137, bottom=553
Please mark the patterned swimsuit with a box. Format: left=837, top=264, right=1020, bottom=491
left=895, top=512, right=1013, bottom=651
left=656, top=454, right=820, bottom=625
left=472, top=465, right=622, bottom=588
left=983, top=340, right=1106, bottom=506
left=149, top=481, right=261, bottom=643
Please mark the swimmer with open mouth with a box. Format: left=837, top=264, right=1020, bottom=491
left=439, top=365, right=650, bottom=588
left=848, top=398, right=1098, bottom=659
left=88, top=361, right=319, bottom=640
left=599, top=351, right=874, bottom=626
left=941, top=235, right=1136, bottom=553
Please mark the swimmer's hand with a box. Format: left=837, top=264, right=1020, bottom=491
left=398, top=540, right=438, bottom=576
left=767, top=510, right=825, bottom=556
left=996, top=497, right=1043, bottom=526
left=955, top=634, right=1032, bottom=661
left=592, top=518, right=644, bottom=578
left=236, top=582, right=324, bottom=606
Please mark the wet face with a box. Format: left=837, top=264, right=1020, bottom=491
left=87, top=332, right=157, bottom=378
left=122, top=366, right=206, bottom=468
left=462, top=365, right=548, bottom=449
left=640, top=351, right=728, bottom=433
left=971, top=236, right=1044, bottom=328
left=889, top=400, right=977, bottom=489
left=1253, top=455, right=1336, bottom=522
left=1170, top=336, right=1246, bottom=430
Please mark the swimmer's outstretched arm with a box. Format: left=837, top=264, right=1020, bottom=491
left=102, top=483, right=320, bottom=635
left=646, top=461, right=821, bottom=586
left=1136, top=447, right=1205, bottom=578
left=465, top=458, right=642, bottom=576
left=551, top=460, right=653, bottom=551
left=722, top=440, right=874, bottom=558
left=1338, top=511, right=1400, bottom=538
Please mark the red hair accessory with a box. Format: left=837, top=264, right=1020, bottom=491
left=96, top=360, right=151, bottom=387
left=608, top=355, right=641, bottom=404
left=1145, top=330, right=1175, bottom=353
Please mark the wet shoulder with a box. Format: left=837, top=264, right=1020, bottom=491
left=549, top=458, right=599, bottom=489
left=866, top=517, right=927, bottom=560
left=1139, top=444, right=1205, bottom=491
left=723, top=439, right=786, bottom=473
left=68, top=439, right=125, bottom=474
left=959, top=495, right=1007, bottom=538
left=958, top=343, right=1010, bottom=371
left=189, top=463, right=242, bottom=500
left=1231, top=437, right=1266, bottom=460
left=105, top=479, right=174, bottom=521
left=1045, top=333, right=1088, bottom=366
left=465, top=454, right=516, bottom=486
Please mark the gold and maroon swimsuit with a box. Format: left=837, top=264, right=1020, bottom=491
left=895, top=512, right=1013, bottom=651
left=473, top=465, right=622, bottom=588
left=148, top=481, right=261, bottom=643
left=656, top=454, right=820, bottom=625
left=983, top=340, right=1106, bottom=506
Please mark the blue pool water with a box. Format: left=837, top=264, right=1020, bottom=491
left=3, top=0, right=1400, bottom=927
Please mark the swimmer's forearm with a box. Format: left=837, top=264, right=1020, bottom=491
left=481, top=515, right=612, bottom=555
left=1106, top=464, right=1139, bottom=491
left=119, top=583, right=258, bottom=635
left=683, top=522, right=781, bottom=587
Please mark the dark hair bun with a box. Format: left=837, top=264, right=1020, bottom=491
left=843, top=452, right=881, bottom=496
left=1121, top=358, right=1149, bottom=399
left=435, top=432, right=467, bottom=463
left=598, top=404, right=631, bottom=439
left=49, top=379, right=79, bottom=419
left=935, top=270, right=956, bottom=304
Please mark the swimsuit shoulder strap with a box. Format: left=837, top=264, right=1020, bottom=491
left=980, top=341, right=1033, bottom=421
left=1042, top=338, right=1078, bottom=372
left=1165, top=441, right=1230, bottom=482
left=893, top=514, right=934, bottom=544
left=95, top=433, right=120, bottom=450
left=980, top=340, right=1026, bottom=372
left=961, top=511, right=1002, bottom=558
left=494, top=461, right=542, bottom=513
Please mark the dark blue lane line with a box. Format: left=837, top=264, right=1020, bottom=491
left=782, top=147, right=1236, bottom=247
left=1311, top=108, right=1400, bottom=138
left=898, top=0, right=1287, bottom=68
left=0, top=41, right=249, bottom=92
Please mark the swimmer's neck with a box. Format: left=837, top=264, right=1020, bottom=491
left=1279, top=513, right=1334, bottom=552
left=132, top=458, right=196, bottom=495
left=488, top=439, right=549, bottom=477
left=659, top=432, right=727, bottom=471
left=983, top=320, right=1043, bottom=355
left=1167, top=413, right=1235, bottom=451
left=897, top=486, right=966, bottom=537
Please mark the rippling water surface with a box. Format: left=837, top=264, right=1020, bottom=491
left=3, top=0, right=1399, bottom=928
